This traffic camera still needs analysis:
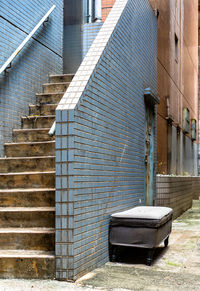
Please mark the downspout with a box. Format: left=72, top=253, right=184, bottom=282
left=88, top=0, right=92, bottom=23
left=94, top=0, right=102, bottom=22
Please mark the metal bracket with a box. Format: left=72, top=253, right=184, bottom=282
left=43, top=17, right=49, bottom=26
left=4, top=63, right=12, bottom=75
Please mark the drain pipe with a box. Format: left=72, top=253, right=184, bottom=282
left=87, top=0, right=93, bottom=23
left=94, top=0, right=102, bottom=22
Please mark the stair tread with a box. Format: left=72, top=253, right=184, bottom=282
left=49, top=74, right=74, bottom=77
left=13, top=128, right=51, bottom=131
left=0, top=171, right=55, bottom=176
left=0, top=228, right=55, bottom=233
left=0, top=250, right=54, bottom=258
left=0, top=188, right=55, bottom=193
left=21, top=115, right=55, bottom=118
left=0, top=207, right=55, bottom=212
left=29, top=104, right=57, bottom=106
left=0, top=156, right=55, bottom=160
left=36, top=92, right=65, bottom=96
left=43, top=82, right=70, bottom=86
left=4, top=141, right=55, bottom=146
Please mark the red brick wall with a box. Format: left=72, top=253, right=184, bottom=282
left=153, top=0, right=198, bottom=174
left=101, top=0, right=198, bottom=175
left=102, top=0, right=116, bottom=21
left=156, top=176, right=200, bottom=219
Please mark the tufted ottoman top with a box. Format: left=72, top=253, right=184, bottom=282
left=111, top=206, right=173, bottom=228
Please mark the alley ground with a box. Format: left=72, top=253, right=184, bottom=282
left=0, top=200, right=200, bottom=291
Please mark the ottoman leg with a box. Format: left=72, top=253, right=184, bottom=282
left=109, top=244, right=118, bottom=262
left=147, top=249, right=155, bottom=266
left=109, top=243, right=113, bottom=261
left=164, top=236, right=169, bottom=247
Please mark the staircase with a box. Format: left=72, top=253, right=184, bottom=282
left=0, top=74, right=74, bottom=279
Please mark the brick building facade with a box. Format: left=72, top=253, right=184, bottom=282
left=150, top=0, right=198, bottom=175
left=103, top=0, right=198, bottom=175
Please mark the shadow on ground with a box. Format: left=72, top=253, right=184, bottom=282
left=111, top=244, right=168, bottom=266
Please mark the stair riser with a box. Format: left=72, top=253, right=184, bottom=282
left=0, top=233, right=54, bottom=251
left=21, top=116, right=55, bottom=129
left=0, top=157, right=55, bottom=172
left=0, top=257, right=55, bottom=279
left=5, top=143, right=55, bottom=157
left=13, top=130, right=54, bottom=142
left=29, top=104, right=56, bottom=116
left=43, top=83, right=69, bottom=93
left=0, top=173, right=55, bottom=189
left=36, top=93, right=63, bottom=104
left=0, top=191, right=55, bottom=207
left=0, top=211, right=54, bottom=228
left=50, top=74, right=74, bottom=83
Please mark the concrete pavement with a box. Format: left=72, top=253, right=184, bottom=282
left=0, top=200, right=200, bottom=290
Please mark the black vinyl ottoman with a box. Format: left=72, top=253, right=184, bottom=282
left=109, top=206, right=173, bottom=265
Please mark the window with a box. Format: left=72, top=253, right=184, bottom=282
left=191, top=119, right=197, bottom=141
left=182, top=108, right=190, bottom=133
left=175, top=34, right=178, bottom=62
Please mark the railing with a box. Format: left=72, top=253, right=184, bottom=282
left=0, top=5, right=56, bottom=75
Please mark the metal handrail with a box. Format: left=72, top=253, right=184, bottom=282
left=0, top=5, right=56, bottom=75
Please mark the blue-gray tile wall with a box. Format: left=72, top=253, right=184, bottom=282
left=82, top=23, right=103, bottom=59
left=0, top=0, right=63, bottom=155
left=55, top=0, right=157, bottom=281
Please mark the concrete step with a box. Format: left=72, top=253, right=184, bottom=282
left=21, top=115, right=55, bottom=129
left=0, top=207, right=55, bottom=228
left=0, top=156, right=55, bottom=172
left=13, top=128, right=54, bottom=142
left=36, top=93, right=64, bottom=104
left=49, top=74, right=74, bottom=83
left=0, top=188, right=55, bottom=207
left=4, top=141, right=55, bottom=157
left=43, top=82, right=70, bottom=93
left=0, top=228, right=55, bottom=251
left=29, top=104, right=57, bottom=116
left=0, top=250, right=55, bottom=279
left=0, top=171, right=55, bottom=189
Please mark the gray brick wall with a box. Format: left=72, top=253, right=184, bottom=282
left=0, top=0, right=63, bottom=155
left=82, top=23, right=103, bottom=59
left=156, top=175, right=200, bottom=219
left=55, top=0, right=157, bottom=280
left=63, top=23, right=102, bottom=74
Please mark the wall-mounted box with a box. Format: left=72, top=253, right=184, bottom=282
left=182, top=108, right=190, bottom=133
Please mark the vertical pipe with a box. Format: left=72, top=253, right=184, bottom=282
left=94, top=0, right=102, bottom=22
left=88, top=0, right=92, bottom=22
